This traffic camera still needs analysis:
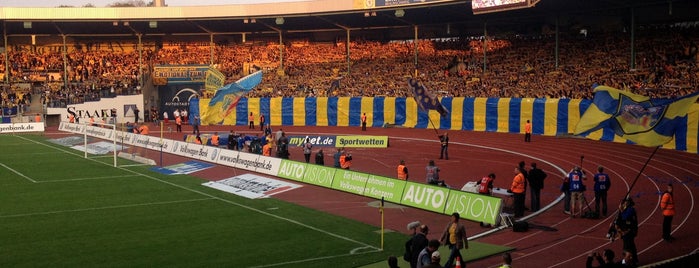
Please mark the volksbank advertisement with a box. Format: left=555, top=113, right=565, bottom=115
left=60, top=122, right=501, bottom=224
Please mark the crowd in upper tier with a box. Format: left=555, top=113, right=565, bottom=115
left=1, top=26, right=697, bottom=109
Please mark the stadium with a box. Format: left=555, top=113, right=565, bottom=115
left=1, top=0, right=699, bottom=267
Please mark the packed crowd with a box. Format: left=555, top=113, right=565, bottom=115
left=1, top=27, right=696, bottom=109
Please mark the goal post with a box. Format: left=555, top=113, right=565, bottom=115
left=82, top=121, right=118, bottom=167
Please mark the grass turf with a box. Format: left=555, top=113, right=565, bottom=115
left=358, top=241, right=514, bottom=268
left=0, top=134, right=510, bottom=267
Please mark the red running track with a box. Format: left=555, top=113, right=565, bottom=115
left=51, top=123, right=699, bottom=267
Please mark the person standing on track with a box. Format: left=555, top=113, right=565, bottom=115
left=438, top=132, right=449, bottom=160
left=191, top=115, right=200, bottom=136
left=617, top=198, right=638, bottom=265
left=361, top=112, right=367, bottom=131
left=163, top=110, right=169, bottom=124
left=509, top=166, right=526, bottom=218
left=302, top=138, right=313, bottom=163
left=593, top=166, right=611, bottom=217
left=660, top=183, right=675, bottom=242
left=259, top=113, right=265, bottom=131
left=175, top=115, right=182, bottom=133
left=397, top=160, right=409, bottom=181
left=315, top=149, right=324, bottom=165
left=569, top=166, right=586, bottom=218
left=524, top=119, right=532, bottom=142
left=562, top=166, right=582, bottom=215
left=518, top=161, right=529, bottom=210
left=333, top=148, right=342, bottom=168
left=528, top=163, right=547, bottom=212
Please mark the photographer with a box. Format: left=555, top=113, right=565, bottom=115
left=568, top=166, right=586, bottom=218
left=585, top=249, right=617, bottom=268
left=617, top=198, right=639, bottom=266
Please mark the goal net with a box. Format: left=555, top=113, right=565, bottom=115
left=82, top=121, right=119, bottom=167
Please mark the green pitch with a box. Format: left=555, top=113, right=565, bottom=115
left=0, top=134, right=510, bottom=267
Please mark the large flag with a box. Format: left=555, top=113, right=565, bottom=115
left=574, top=86, right=699, bottom=147
left=408, top=78, right=449, bottom=117
left=201, top=71, right=263, bottom=125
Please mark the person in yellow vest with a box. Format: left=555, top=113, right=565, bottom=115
left=211, top=132, right=220, bottom=147
left=397, top=160, right=409, bottom=180
left=509, top=166, right=526, bottom=217
left=34, top=113, right=41, bottom=122
left=524, top=119, right=532, bottom=142
left=262, top=142, right=272, bottom=156
left=660, top=183, right=675, bottom=242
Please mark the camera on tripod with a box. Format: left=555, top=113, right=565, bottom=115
left=606, top=225, right=618, bottom=242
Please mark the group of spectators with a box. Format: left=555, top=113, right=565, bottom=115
left=1, top=26, right=697, bottom=111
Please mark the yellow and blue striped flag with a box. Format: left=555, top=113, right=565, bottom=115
left=408, top=78, right=449, bottom=117
left=574, top=86, right=699, bottom=147
left=201, top=71, right=263, bottom=125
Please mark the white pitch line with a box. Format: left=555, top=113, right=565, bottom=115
left=119, top=163, right=152, bottom=167
left=248, top=247, right=381, bottom=268
left=0, top=162, right=37, bottom=183
left=17, top=135, right=381, bottom=254
left=0, top=198, right=214, bottom=218
left=36, top=174, right=141, bottom=183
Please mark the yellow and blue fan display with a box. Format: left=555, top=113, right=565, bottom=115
left=574, top=86, right=699, bottom=147
left=195, top=95, right=699, bottom=154
left=201, top=71, right=263, bottom=125
left=408, top=78, right=449, bottom=116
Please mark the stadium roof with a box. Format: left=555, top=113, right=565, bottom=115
left=1, top=0, right=697, bottom=38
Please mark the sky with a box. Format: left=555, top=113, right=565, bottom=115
left=1, top=0, right=302, bottom=8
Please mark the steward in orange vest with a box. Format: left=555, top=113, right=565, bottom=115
left=262, top=143, right=272, bottom=156
left=211, top=133, right=220, bottom=146
left=510, top=167, right=526, bottom=217
left=397, top=160, right=408, bottom=180
left=340, top=152, right=352, bottom=169
left=660, top=184, right=675, bottom=241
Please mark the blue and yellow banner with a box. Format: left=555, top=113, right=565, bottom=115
left=201, top=71, right=263, bottom=125
left=575, top=86, right=699, bottom=147
left=153, top=65, right=224, bottom=89
left=197, top=97, right=699, bottom=154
